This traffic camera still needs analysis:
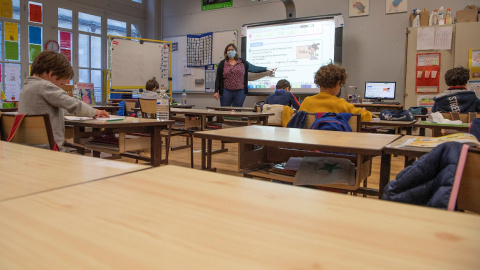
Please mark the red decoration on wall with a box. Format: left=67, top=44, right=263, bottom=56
left=29, top=4, right=42, bottom=23
left=415, top=53, right=441, bottom=93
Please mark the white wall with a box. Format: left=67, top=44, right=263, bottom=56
left=162, top=0, right=479, bottom=108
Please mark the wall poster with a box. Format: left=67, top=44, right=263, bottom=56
left=415, top=53, right=440, bottom=93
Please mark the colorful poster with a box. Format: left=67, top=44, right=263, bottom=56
left=60, top=48, right=71, bottom=62
left=59, top=31, right=71, bottom=48
left=201, top=0, right=232, bottom=11
left=29, top=3, right=42, bottom=23
left=5, top=63, right=20, bottom=102
left=77, top=82, right=95, bottom=105
left=5, top=41, right=18, bottom=60
left=469, top=49, right=480, bottom=80
left=29, top=44, right=42, bottom=62
left=28, top=25, right=42, bottom=44
left=4, top=21, right=18, bottom=41
left=0, top=0, right=12, bottom=18
left=415, top=53, right=441, bottom=93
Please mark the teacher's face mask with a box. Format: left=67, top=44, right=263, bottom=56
left=227, top=50, right=236, bottom=58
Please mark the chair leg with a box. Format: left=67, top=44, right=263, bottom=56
left=189, top=133, right=194, bottom=168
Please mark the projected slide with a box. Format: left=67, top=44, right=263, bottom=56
left=245, top=18, right=336, bottom=90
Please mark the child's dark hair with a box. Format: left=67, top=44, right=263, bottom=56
left=30, top=51, right=73, bottom=79
left=314, top=63, right=347, bottom=89
left=276, top=79, right=291, bottom=90
left=146, top=79, right=159, bottom=91
left=445, top=66, right=470, bottom=86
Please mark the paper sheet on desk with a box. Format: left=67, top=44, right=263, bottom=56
left=64, top=116, right=94, bottom=120
left=64, top=116, right=123, bottom=121
left=431, top=112, right=462, bottom=125
left=293, top=157, right=355, bottom=186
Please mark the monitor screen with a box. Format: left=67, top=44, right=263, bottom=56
left=241, top=15, right=343, bottom=94
left=364, top=82, right=396, bottom=100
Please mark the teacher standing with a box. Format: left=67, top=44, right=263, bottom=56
left=214, top=43, right=274, bottom=107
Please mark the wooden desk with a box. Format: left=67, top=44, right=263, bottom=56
left=414, top=121, right=470, bottom=137
left=194, top=126, right=400, bottom=196
left=93, top=105, right=122, bottom=114
left=361, top=119, right=417, bottom=135
left=1, top=165, right=479, bottom=269
left=206, top=106, right=255, bottom=112
left=0, top=107, right=18, bottom=112
left=171, top=108, right=273, bottom=130
left=173, top=104, right=194, bottom=109
left=353, top=103, right=403, bottom=112
left=0, top=141, right=147, bottom=201
left=65, top=117, right=174, bottom=167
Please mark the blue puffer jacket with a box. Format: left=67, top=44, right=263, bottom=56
left=382, top=142, right=463, bottom=209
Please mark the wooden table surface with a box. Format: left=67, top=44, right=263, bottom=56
left=65, top=117, right=174, bottom=167
left=0, top=107, right=18, bottom=112
left=361, top=119, right=418, bottom=134
left=414, top=121, right=470, bottom=137
left=171, top=108, right=271, bottom=117
left=194, top=125, right=400, bottom=156
left=0, top=141, right=147, bottom=201
left=1, top=165, right=479, bottom=269
left=205, top=106, right=255, bottom=111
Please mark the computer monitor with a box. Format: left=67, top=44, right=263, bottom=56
left=364, top=81, right=396, bottom=101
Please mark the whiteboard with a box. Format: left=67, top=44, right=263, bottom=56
left=110, top=38, right=171, bottom=90
left=165, top=30, right=237, bottom=93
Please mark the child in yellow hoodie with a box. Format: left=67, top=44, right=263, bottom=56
left=299, top=63, right=372, bottom=122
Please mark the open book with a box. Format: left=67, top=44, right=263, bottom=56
left=403, top=133, right=480, bottom=148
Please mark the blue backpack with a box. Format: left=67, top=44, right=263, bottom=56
left=310, top=112, right=353, bottom=132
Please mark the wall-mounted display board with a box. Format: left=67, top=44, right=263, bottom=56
left=165, top=30, right=237, bottom=93
left=241, top=14, right=344, bottom=95
left=108, top=35, right=172, bottom=99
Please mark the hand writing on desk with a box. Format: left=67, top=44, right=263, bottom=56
left=94, top=109, right=110, bottom=119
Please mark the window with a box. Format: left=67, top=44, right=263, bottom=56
left=79, top=10, right=102, bottom=103
left=12, top=0, right=20, bottom=20
left=131, top=24, right=141, bottom=38
left=58, top=8, right=72, bottom=29
left=78, top=12, right=101, bottom=34
left=107, top=19, right=126, bottom=37
left=131, top=0, right=142, bottom=3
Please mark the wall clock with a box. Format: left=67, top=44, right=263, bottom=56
left=45, top=40, right=59, bottom=52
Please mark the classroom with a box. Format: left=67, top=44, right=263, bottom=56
left=1, top=0, right=480, bottom=268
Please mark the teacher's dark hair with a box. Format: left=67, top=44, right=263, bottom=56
left=223, top=43, right=239, bottom=61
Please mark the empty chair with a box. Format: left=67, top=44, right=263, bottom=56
left=138, top=98, right=195, bottom=168
left=448, top=145, right=480, bottom=214
left=1, top=113, right=58, bottom=150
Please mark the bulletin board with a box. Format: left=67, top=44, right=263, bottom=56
left=165, top=30, right=237, bottom=93
left=108, top=35, right=172, bottom=92
left=415, top=53, right=441, bottom=93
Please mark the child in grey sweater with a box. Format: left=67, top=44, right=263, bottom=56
left=18, top=51, right=109, bottom=151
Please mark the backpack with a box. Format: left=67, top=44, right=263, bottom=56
left=310, top=112, right=352, bottom=132
left=380, top=109, right=414, bottom=121
left=408, top=106, right=428, bottom=115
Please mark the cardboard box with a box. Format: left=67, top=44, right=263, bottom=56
left=457, top=6, right=479, bottom=23
left=420, top=9, right=429, bottom=26
left=61, top=84, right=74, bottom=97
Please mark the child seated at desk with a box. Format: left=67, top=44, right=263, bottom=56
left=265, top=79, right=301, bottom=110
left=299, top=63, right=372, bottom=122
left=140, top=79, right=160, bottom=100
left=432, top=66, right=480, bottom=113
left=18, top=51, right=109, bottom=151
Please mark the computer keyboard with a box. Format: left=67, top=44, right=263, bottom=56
left=372, top=102, right=400, bottom=105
